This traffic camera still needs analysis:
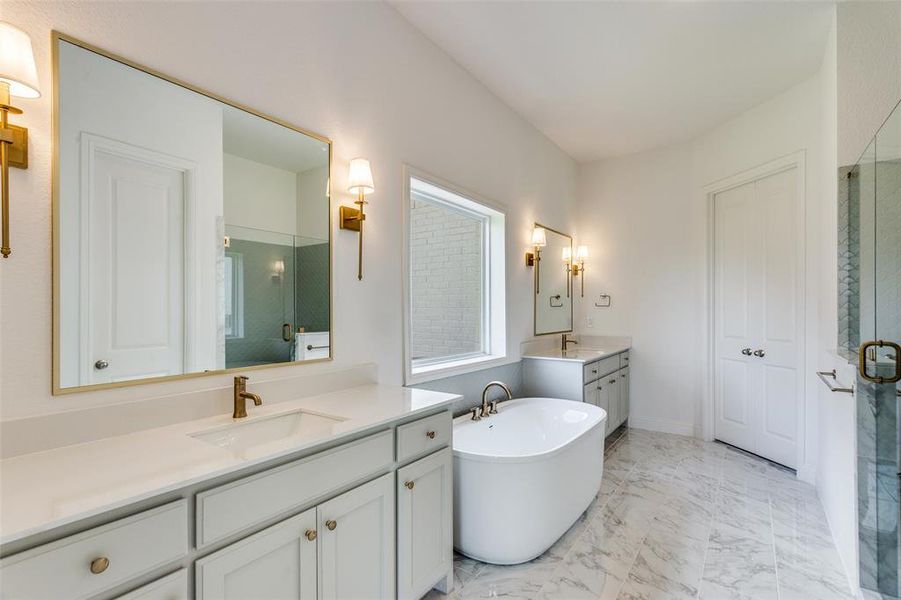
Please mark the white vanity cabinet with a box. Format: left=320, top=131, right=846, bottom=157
left=196, top=509, right=318, bottom=599
left=1, top=409, right=454, bottom=600
left=524, top=350, right=630, bottom=437
left=397, top=448, right=453, bottom=600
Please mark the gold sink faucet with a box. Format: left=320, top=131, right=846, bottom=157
left=233, top=375, right=263, bottom=419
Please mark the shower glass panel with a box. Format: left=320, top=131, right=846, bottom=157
left=855, top=99, right=901, bottom=600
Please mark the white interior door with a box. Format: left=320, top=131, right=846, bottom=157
left=714, top=166, right=801, bottom=468
left=87, top=148, right=186, bottom=384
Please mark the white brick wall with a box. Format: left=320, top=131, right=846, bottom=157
left=410, top=197, right=484, bottom=360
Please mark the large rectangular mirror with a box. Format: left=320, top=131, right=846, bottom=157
left=53, top=33, right=331, bottom=393
left=533, top=224, right=574, bottom=335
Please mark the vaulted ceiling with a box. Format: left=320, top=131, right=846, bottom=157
left=392, top=1, right=834, bottom=162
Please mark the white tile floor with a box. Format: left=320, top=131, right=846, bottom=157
left=426, top=428, right=854, bottom=600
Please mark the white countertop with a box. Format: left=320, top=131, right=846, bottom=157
left=521, top=344, right=630, bottom=364
left=0, top=384, right=459, bottom=546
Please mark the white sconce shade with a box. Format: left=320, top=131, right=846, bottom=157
left=576, top=245, right=589, bottom=261
left=562, top=246, right=572, bottom=262
left=0, top=23, right=40, bottom=98
left=347, top=158, right=374, bottom=195
left=531, top=227, right=547, bottom=247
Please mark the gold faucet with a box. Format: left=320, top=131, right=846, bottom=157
left=233, top=376, right=263, bottom=419
left=562, top=333, right=578, bottom=352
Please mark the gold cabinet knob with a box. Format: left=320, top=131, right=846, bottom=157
left=305, top=529, right=317, bottom=541
left=425, top=430, right=436, bottom=439
left=90, top=557, right=110, bottom=575
left=325, top=520, right=337, bottom=531
left=404, top=480, right=415, bottom=490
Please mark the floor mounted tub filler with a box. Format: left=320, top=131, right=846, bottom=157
left=452, top=397, right=606, bottom=564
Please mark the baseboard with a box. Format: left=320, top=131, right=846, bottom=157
left=628, top=415, right=696, bottom=436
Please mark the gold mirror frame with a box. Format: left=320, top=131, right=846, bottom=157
left=51, top=31, right=333, bottom=395
left=532, top=222, right=574, bottom=337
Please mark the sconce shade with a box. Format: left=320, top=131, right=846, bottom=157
left=347, top=158, right=374, bottom=196
left=576, top=245, right=589, bottom=260
left=562, top=246, right=572, bottom=262
left=0, top=23, right=40, bottom=99
left=531, top=227, right=547, bottom=247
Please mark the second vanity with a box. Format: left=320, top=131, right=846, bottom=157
left=522, top=342, right=631, bottom=436
left=0, top=383, right=458, bottom=600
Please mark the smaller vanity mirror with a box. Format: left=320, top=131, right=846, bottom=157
left=531, top=224, right=574, bottom=335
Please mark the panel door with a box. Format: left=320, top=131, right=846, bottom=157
left=714, top=180, right=759, bottom=452
left=195, top=509, right=317, bottom=600
left=753, top=168, right=801, bottom=467
left=397, top=449, right=453, bottom=600
left=318, top=473, right=395, bottom=600
left=714, top=167, right=800, bottom=468
left=88, top=148, right=186, bottom=384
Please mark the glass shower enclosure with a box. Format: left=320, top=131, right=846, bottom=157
left=845, top=99, right=901, bottom=599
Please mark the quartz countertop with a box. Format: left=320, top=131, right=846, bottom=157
left=522, top=344, right=630, bottom=364
left=0, top=384, right=459, bottom=546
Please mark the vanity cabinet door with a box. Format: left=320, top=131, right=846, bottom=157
left=397, top=448, right=453, bottom=600
left=195, top=509, right=317, bottom=600
left=318, top=473, right=395, bottom=600
left=596, top=381, right=611, bottom=435
left=582, top=381, right=598, bottom=406
left=620, top=368, right=630, bottom=427
left=606, top=376, right=619, bottom=432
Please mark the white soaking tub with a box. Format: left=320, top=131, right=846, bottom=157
left=453, top=397, right=606, bottom=564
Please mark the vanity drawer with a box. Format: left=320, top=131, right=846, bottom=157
left=196, top=430, right=393, bottom=547
left=396, top=411, right=451, bottom=463
left=584, top=356, right=619, bottom=382
left=620, top=352, right=630, bottom=368
left=0, top=501, right=188, bottom=600
left=116, top=569, right=188, bottom=600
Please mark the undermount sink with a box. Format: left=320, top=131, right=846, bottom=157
left=190, top=409, right=346, bottom=458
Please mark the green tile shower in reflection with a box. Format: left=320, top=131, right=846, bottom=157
left=224, top=225, right=329, bottom=370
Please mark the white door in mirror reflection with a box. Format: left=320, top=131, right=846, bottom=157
left=87, top=149, right=187, bottom=384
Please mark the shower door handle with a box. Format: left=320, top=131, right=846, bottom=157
left=859, top=340, right=901, bottom=384
left=282, top=323, right=292, bottom=342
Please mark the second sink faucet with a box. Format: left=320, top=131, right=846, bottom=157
left=233, top=375, right=263, bottom=419
left=562, top=333, right=578, bottom=352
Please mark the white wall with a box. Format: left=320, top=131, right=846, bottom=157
left=576, top=69, right=830, bottom=478
left=0, top=1, right=575, bottom=421
left=224, top=153, right=297, bottom=237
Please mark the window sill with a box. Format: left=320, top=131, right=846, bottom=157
left=407, top=354, right=516, bottom=386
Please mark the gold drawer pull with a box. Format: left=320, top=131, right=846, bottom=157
left=404, top=480, right=415, bottom=490
left=90, top=557, right=110, bottom=575
left=325, top=520, right=337, bottom=531
left=426, top=430, right=436, bottom=439
left=305, top=529, right=317, bottom=541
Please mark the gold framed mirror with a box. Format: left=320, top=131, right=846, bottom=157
left=52, top=32, right=332, bottom=394
left=532, top=223, right=574, bottom=336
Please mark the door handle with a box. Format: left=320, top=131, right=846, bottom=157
left=282, top=323, right=292, bottom=342
left=741, top=348, right=752, bottom=356
left=753, top=349, right=765, bottom=357
left=859, top=340, right=901, bottom=384
left=94, top=359, right=109, bottom=370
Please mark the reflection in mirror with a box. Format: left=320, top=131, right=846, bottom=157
left=54, top=36, right=330, bottom=391
left=534, top=224, right=573, bottom=335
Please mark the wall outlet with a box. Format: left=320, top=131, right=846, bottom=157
left=586, top=316, right=594, bottom=328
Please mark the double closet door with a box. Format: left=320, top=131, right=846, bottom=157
left=714, top=166, right=801, bottom=469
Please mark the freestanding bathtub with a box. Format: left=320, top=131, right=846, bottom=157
left=453, top=397, right=606, bottom=565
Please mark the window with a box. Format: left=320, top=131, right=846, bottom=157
left=405, top=171, right=506, bottom=383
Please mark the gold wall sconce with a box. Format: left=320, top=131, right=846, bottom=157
left=525, top=226, right=546, bottom=294
left=563, top=246, right=588, bottom=298
left=339, top=158, right=374, bottom=280
left=0, top=22, right=40, bottom=259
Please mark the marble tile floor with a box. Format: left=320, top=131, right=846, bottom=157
left=424, top=428, right=854, bottom=600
